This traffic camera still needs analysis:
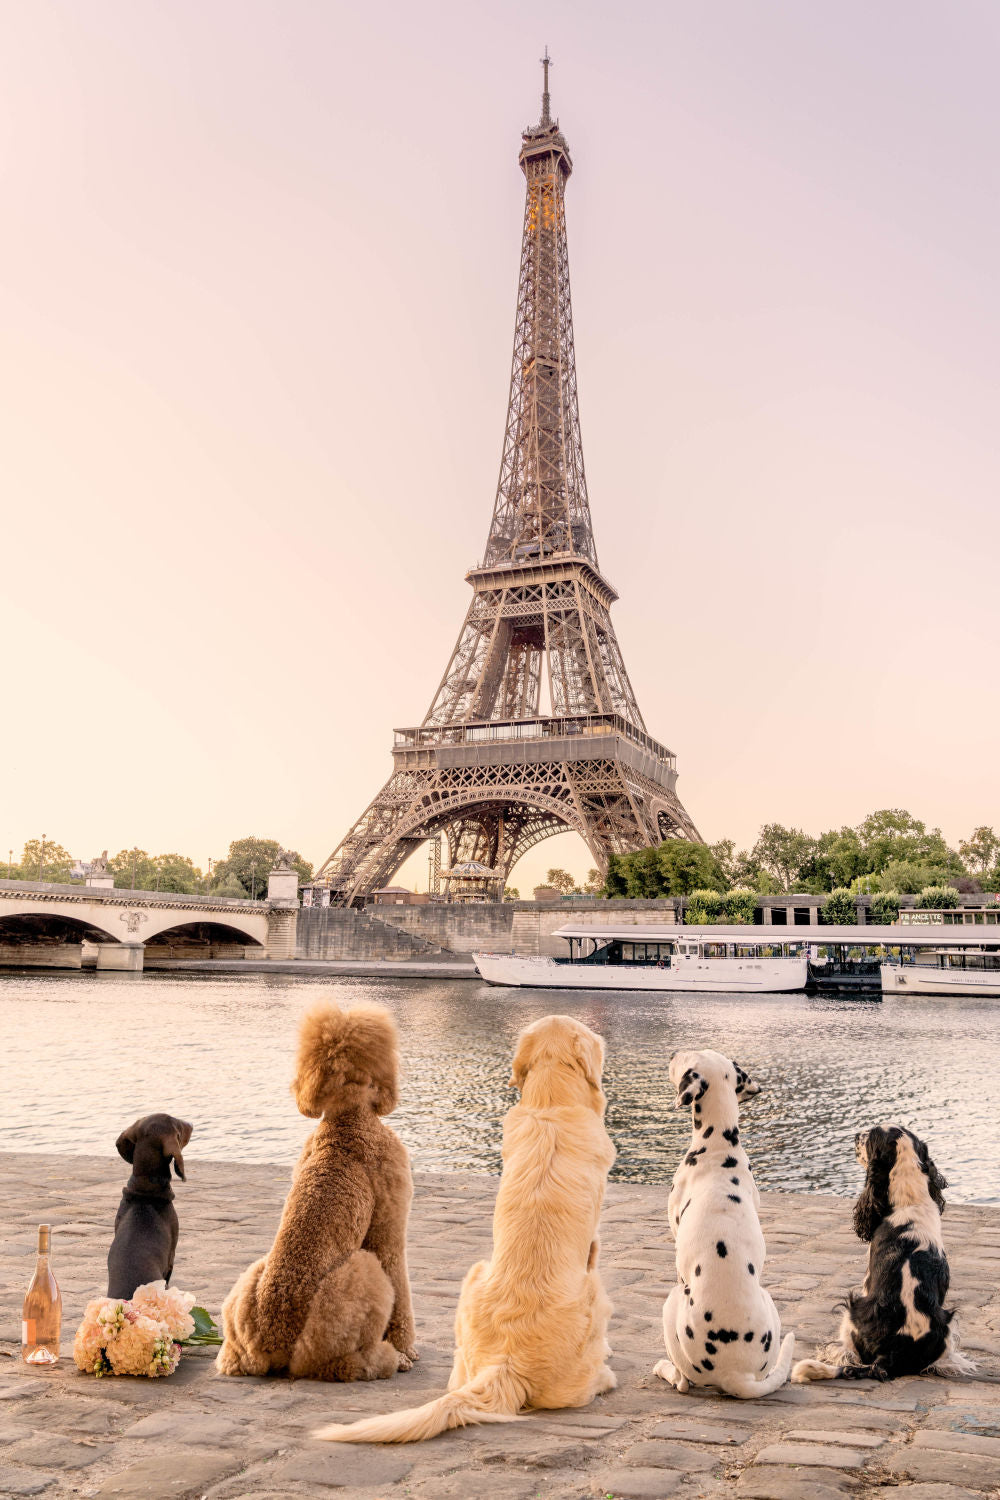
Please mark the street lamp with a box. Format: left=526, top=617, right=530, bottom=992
left=250, top=860, right=258, bottom=902
left=130, top=846, right=140, bottom=891
left=38, top=834, right=46, bottom=882
left=7, top=849, right=12, bottom=879
left=206, top=857, right=213, bottom=895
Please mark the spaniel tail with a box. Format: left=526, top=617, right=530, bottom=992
left=719, top=1331, right=795, bottom=1398
left=312, top=1363, right=527, bottom=1445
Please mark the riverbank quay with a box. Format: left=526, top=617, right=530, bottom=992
left=2, top=1155, right=999, bottom=1500
left=146, top=958, right=480, bottom=979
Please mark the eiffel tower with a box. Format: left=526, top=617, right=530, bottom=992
left=317, top=55, right=700, bottom=905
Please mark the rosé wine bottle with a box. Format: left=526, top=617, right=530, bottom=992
left=22, top=1224, right=61, bottom=1365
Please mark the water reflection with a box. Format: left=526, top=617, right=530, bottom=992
left=1, top=971, right=996, bottom=1203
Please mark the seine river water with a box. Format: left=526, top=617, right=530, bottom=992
left=2, top=970, right=996, bottom=1203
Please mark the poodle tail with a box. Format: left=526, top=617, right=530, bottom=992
left=791, top=1356, right=842, bottom=1383
left=718, top=1332, right=795, bottom=1398
left=312, top=1363, right=528, bottom=1445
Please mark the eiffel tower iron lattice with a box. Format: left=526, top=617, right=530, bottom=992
left=316, top=59, right=700, bottom=904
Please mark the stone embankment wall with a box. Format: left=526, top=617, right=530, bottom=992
left=294, top=900, right=683, bottom=961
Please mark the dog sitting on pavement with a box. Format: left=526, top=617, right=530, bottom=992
left=792, top=1125, right=974, bottom=1383
left=654, top=1048, right=794, bottom=1398
left=216, top=1000, right=417, bottom=1382
left=107, top=1113, right=193, bottom=1299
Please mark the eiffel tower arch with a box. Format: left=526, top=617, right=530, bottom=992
left=317, top=57, right=700, bottom=905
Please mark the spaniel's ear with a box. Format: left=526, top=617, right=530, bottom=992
left=572, top=1028, right=605, bottom=1092
left=853, top=1127, right=892, bottom=1241
left=115, top=1124, right=138, bottom=1164
left=732, top=1061, right=761, bottom=1099
left=915, top=1136, right=948, bottom=1215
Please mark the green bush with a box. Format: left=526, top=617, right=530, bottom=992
left=916, top=885, right=960, bottom=909
left=869, top=890, right=900, bottom=925
left=821, top=887, right=856, bottom=925
left=685, top=888, right=725, bottom=925
left=725, top=888, right=756, bottom=924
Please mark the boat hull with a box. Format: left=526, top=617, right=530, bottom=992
left=881, top=963, right=1000, bottom=997
left=473, top=952, right=808, bottom=993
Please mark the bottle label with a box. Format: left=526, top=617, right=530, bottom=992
left=22, top=1319, right=35, bottom=1346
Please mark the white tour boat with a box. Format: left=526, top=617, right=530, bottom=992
left=473, top=925, right=808, bottom=993
left=881, top=945, right=1000, bottom=997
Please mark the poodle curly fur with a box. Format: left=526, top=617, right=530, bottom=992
left=216, top=999, right=417, bottom=1382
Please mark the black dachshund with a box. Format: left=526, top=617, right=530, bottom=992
left=793, top=1125, right=973, bottom=1382
left=107, top=1113, right=193, bottom=1299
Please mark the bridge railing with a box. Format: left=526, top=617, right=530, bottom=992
left=0, top=878, right=268, bottom=908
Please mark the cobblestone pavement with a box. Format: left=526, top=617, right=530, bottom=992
left=2, top=1153, right=999, bottom=1499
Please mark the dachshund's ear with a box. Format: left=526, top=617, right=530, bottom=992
left=115, top=1126, right=137, bottom=1163
left=162, top=1120, right=193, bottom=1181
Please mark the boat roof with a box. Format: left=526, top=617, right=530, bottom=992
left=553, top=923, right=1000, bottom=947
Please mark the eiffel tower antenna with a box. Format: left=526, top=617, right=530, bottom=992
left=316, top=64, right=700, bottom=905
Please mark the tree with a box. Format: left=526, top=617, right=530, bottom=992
left=212, top=871, right=249, bottom=900
left=916, top=885, right=960, bottom=910
left=21, top=838, right=74, bottom=883
left=604, top=853, right=628, bottom=898
left=821, top=888, right=856, bottom=925
left=111, top=849, right=158, bottom=891
left=751, top=825, right=817, bottom=891
left=709, top=840, right=737, bottom=886
left=876, top=858, right=956, bottom=895
left=212, top=838, right=313, bottom=900
left=656, top=842, right=726, bottom=897
left=858, top=809, right=961, bottom=875
left=959, top=827, right=1000, bottom=878
left=799, top=827, right=867, bottom=893
left=152, top=854, right=202, bottom=894
left=502, top=886, right=520, bottom=901
left=545, top=867, right=578, bottom=895
left=583, top=868, right=603, bottom=895
left=869, top=890, right=900, bottom=925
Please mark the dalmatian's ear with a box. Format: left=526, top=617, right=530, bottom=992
left=732, top=1061, right=761, bottom=1098
left=674, top=1068, right=709, bottom=1111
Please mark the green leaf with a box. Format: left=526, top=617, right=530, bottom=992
left=182, top=1306, right=223, bottom=1345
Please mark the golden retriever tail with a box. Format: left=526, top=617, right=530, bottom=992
left=312, top=1363, right=527, bottom=1445
left=718, top=1331, right=796, bottom=1398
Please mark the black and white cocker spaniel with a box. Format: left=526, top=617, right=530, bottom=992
left=793, top=1125, right=974, bottom=1383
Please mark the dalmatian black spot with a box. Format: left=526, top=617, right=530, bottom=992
left=722, top=1126, right=740, bottom=1146
left=702, top=1357, right=714, bottom=1371
left=692, top=1363, right=702, bottom=1372
left=747, top=1263, right=755, bottom=1276
left=761, top=1330, right=772, bottom=1352
left=721, top=1329, right=739, bottom=1343
left=728, top=1194, right=741, bottom=1204
left=679, top=1199, right=691, bottom=1221
left=716, top=1240, right=727, bottom=1258
left=704, top=1310, right=713, bottom=1321
left=744, top=1331, right=753, bottom=1342
left=723, top=1156, right=738, bottom=1169
left=705, top=1341, right=717, bottom=1354
left=730, top=1177, right=740, bottom=1186
left=702, top=1125, right=714, bottom=1138
left=685, top=1325, right=694, bottom=1339
left=694, top=1265, right=701, bottom=1276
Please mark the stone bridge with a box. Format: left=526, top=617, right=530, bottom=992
left=0, top=877, right=298, bottom=971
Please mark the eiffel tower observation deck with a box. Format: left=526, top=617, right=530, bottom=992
left=316, top=55, right=700, bottom=905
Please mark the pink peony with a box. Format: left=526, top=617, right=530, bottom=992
left=131, top=1281, right=196, bottom=1342
left=107, top=1314, right=176, bottom=1376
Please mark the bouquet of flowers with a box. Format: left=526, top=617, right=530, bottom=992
left=73, top=1281, right=220, bottom=1378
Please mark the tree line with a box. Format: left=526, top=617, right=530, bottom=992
left=5, top=837, right=313, bottom=900
left=604, top=810, right=999, bottom=910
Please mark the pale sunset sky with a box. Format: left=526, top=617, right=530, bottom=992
left=3, top=1, right=997, bottom=891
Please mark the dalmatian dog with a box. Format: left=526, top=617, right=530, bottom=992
left=654, top=1048, right=794, bottom=1398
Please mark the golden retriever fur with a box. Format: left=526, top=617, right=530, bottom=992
left=314, top=1013, right=616, bottom=1443
left=216, top=999, right=417, bottom=1382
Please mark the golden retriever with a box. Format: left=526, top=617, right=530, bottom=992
left=216, top=999, right=417, bottom=1381
left=314, top=1013, right=616, bottom=1442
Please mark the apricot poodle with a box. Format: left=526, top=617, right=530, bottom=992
left=216, top=999, right=417, bottom=1381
